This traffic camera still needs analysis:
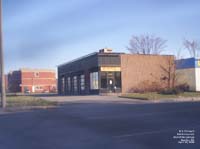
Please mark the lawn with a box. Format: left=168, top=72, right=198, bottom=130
left=120, top=92, right=200, bottom=100
left=5, top=95, right=58, bottom=108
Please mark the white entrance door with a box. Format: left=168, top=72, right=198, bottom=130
left=32, top=86, right=35, bottom=93
left=195, top=68, right=200, bottom=91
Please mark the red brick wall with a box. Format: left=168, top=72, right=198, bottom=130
left=21, top=71, right=57, bottom=93
left=121, top=54, right=175, bottom=93
left=22, top=79, right=56, bottom=85
left=21, top=72, right=55, bottom=78
left=8, top=69, right=57, bottom=93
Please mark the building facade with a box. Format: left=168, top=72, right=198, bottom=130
left=58, top=49, right=174, bottom=95
left=176, top=58, right=200, bottom=91
left=8, top=68, right=57, bottom=93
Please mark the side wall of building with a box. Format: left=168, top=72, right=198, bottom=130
left=195, top=68, right=200, bottom=91
left=58, top=53, right=99, bottom=95
left=21, top=71, right=57, bottom=93
left=58, top=53, right=122, bottom=95
left=176, top=58, right=199, bottom=91
left=8, top=70, right=57, bottom=93
left=195, top=60, right=200, bottom=91
left=121, top=54, right=174, bottom=93
left=176, top=68, right=196, bottom=91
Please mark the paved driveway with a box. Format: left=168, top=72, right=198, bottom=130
left=0, top=96, right=199, bottom=149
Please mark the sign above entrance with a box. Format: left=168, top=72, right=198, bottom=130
left=100, top=67, right=121, bottom=72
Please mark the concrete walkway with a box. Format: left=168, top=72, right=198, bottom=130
left=40, top=95, right=151, bottom=104
left=40, top=95, right=200, bottom=104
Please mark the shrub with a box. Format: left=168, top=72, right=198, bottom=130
left=159, top=83, right=190, bottom=95
left=129, top=81, right=162, bottom=93
left=175, top=83, right=190, bottom=92
left=159, top=88, right=181, bottom=95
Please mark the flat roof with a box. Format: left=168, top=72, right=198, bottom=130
left=20, top=68, right=55, bottom=72
left=58, top=52, right=123, bottom=68
left=58, top=50, right=174, bottom=68
left=121, top=53, right=174, bottom=57
left=58, top=52, right=97, bottom=67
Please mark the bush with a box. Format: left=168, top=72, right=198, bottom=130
left=175, top=83, right=189, bottom=92
left=129, top=81, right=162, bottom=93
left=159, top=88, right=181, bottom=95
left=159, top=83, right=190, bottom=95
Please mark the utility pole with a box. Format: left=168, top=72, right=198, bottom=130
left=0, top=0, right=6, bottom=108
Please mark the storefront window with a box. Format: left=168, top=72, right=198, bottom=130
left=101, top=72, right=107, bottom=88
left=73, top=76, right=78, bottom=92
left=80, top=75, right=85, bottom=91
left=115, top=72, right=121, bottom=88
left=67, top=77, right=71, bottom=92
left=100, top=72, right=121, bottom=90
left=90, top=72, right=99, bottom=90
left=61, top=77, right=65, bottom=93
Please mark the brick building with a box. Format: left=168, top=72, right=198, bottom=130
left=8, top=68, right=57, bottom=93
left=58, top=49, right=174, bottom=95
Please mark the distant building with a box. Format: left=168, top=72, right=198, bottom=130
left=8, top=68, right=57, bottom=93
left=58, top=49, right=174, bottom=95
left=176, top=58, right=200, bottom=91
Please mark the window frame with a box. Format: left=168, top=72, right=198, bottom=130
left=80, top=75, right=85, bottom=91
left=90, top=72, right=99, bottom=90
left=73, top=76, right=78, bottom=92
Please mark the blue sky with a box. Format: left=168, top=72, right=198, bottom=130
left=2, top=0, right=200, bottom=73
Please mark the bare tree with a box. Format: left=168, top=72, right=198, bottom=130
left=127, top=34, right=167, bottom=55
left=175, top=48, right=183, bottom=60
left=183, top=39, right=200, bottom=57
left=160, top=49, right=186, bottom=90
left=160, top=56, right=176, bottom=89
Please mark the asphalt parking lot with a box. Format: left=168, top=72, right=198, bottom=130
left=0, top=96, right=199, bottom=149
